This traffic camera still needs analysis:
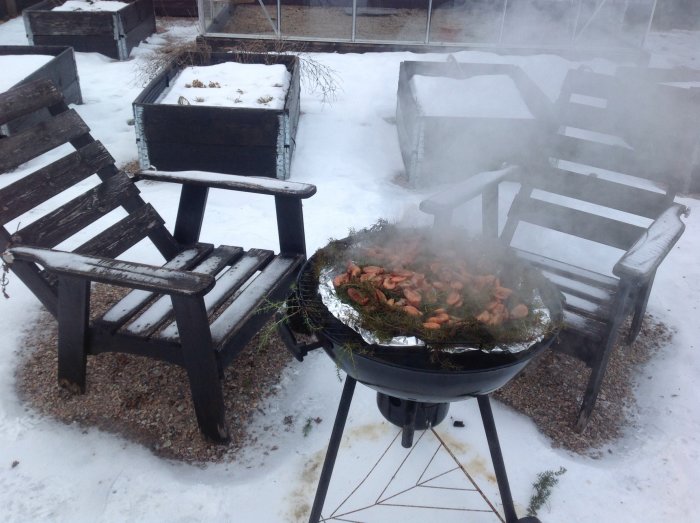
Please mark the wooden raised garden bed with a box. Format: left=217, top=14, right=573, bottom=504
left=152, top=0, right=196, bottom=17
left=23, top=0, right=156, bottom=61
left=2, top=0, right=44, bottom=18
left=133, top=51, right=301, bottom=179
left=396, top=61, right=554, bottom=186
left=0, top=45, right=81, bottom=135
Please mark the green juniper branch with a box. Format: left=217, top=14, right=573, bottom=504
left=527, top=466, right=567, bottom=516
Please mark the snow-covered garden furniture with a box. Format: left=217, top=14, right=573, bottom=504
left=0, top=44, right=81, bottom=135
left=0, top=79, right=316, bottom=442
left=396, top=60, right=554, bottom=186
left=420, top=67, right=689, bottom=432
left=23, top=0, right=156, bottom=61
left=133, top=51, right=301, bottom=179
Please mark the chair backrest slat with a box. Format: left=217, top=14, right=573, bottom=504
left=529, top=169, right=670, bottom=219
left=510, top=197, right=647, bottom=251
left=12, top=171, right=136, bottom=249
left=558, top=102, right=619, bottom=136
left=559, top=68, right=618, bottom=101
left=0, top=109, right=90, bottom=172
left=0, top=79, right=63, bottom=126
left=551, top=133, right=638, bottom=175
left=74, top=203, right=166, bottom=258
left=0, top=141, right=114, bottom=225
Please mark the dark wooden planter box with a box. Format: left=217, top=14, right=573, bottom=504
left=133, top=51, right=301, bottom=179
left=2, top=0, right=44, bottom=17
left=153, top=0, right=196, bottom=17
left=23, top=0, right=156, bottom=61
left=0, top=44, right=81, bottom=135
left=396, top=61, right=554, bottom=186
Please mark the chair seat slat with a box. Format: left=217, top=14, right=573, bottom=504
left=157, top=248, right=275, bottom=340
left=98, top=244, right=214, bottom=328
left=209, top=254, right=305, bottom=347
left=123, top=245, right=244, bottom=337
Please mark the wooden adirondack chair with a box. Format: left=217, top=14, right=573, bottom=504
left=419, top=67, right=689, bottom=432
left=0, top=79, right=316, bottom=442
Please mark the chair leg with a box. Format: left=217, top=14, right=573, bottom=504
left=56, top=276, right=90, bottom=394
left=171, top=295, right=229, bottom=443
left=575, top=332, right=619, bottom=433
left=627, top=276, right=654, bottom=345
left=575, top=285, right=632, bottom=433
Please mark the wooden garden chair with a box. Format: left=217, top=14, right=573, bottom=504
left=419, top=67, right=689, bottom=432
left=0, top=79, right=316, bottom=442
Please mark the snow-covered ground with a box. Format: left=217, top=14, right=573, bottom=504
left=0, top=15, right=699, bottom=523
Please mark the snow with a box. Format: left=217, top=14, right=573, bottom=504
left=411, top=74, right=534, bottom=119
left=1, top=13, right=699, bottom=523
left=52, top=1, right=128, bottom=12
left=0, top=54, right=53, bottom=91
left=157, top=62, right=290, bottom=110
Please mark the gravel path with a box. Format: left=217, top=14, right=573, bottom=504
left=15, top=284, right=672, bottom=462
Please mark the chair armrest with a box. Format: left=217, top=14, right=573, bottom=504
left=2, top=246, right=215, bottom=296
left=613, top=203, right=690, bottom=283
left=419, top=166, right=518, bottom=218
left=135, top=170, right=317, bottom=199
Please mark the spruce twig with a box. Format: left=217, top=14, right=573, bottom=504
left=527, top=466, right=567, bottom=516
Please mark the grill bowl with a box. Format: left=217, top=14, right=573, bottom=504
left=294, top=236, right=563, bottom=403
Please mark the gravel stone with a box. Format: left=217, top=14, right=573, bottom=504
left=14, top=284, right=673, bottom=462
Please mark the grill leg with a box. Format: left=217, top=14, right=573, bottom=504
left=478, top=395, right=540, bottom=523
left=308, top=375, right=357, bottom=523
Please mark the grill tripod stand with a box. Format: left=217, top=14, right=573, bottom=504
left=308, top=376, right=540, bottom=523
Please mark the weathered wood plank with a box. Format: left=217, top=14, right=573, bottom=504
left=142, top=142, right=280, bottom=176
left=558, top=103, right=618, bottom=136
left=26, top=11, right=115, bottom=36
left=13, top=171, right=136, bottom=248
left=124, top=245, right=244, bottom=337
left=529, top=168, right=669, bottom=219
left=560, top=68, right=618, bottom=101
left=210, top=254, right=304, bottom=346
left=275, top=196, right=307, bottom=256
left=0, top=78, right=63, bottom=127
left=550, top=133, right=639, bottom=176
left=170, top=293, right=229, bottom=442
left=141, top=104, right=280, bottom=146
left=0, top=109, right=89, bottom=172
left=516, top=250, right=619, bottom=290
left=74, top=203, right=165, bottom=258
left=137, top=170, right=317, bottom=198
left=614, top=203, right=688, bottom=282
left=513, top=198, right=645, bottom=250
left=0, top=141, right=113, bottom=224
left=173, top=185, right=208, bottom=245
left=6, top=245, right=215, bottom=296
left=30, top=34, right=121, bottom=59
left=157, top=248, right=274, bottom=340
left=121, top=0, right=155, bottom=32
left=57, top=275, right=90, bottom=392
left=98, top=243, right=214, bottom=328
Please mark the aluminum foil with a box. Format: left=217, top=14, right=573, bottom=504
left=318, top=266, right=551, bottom=354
